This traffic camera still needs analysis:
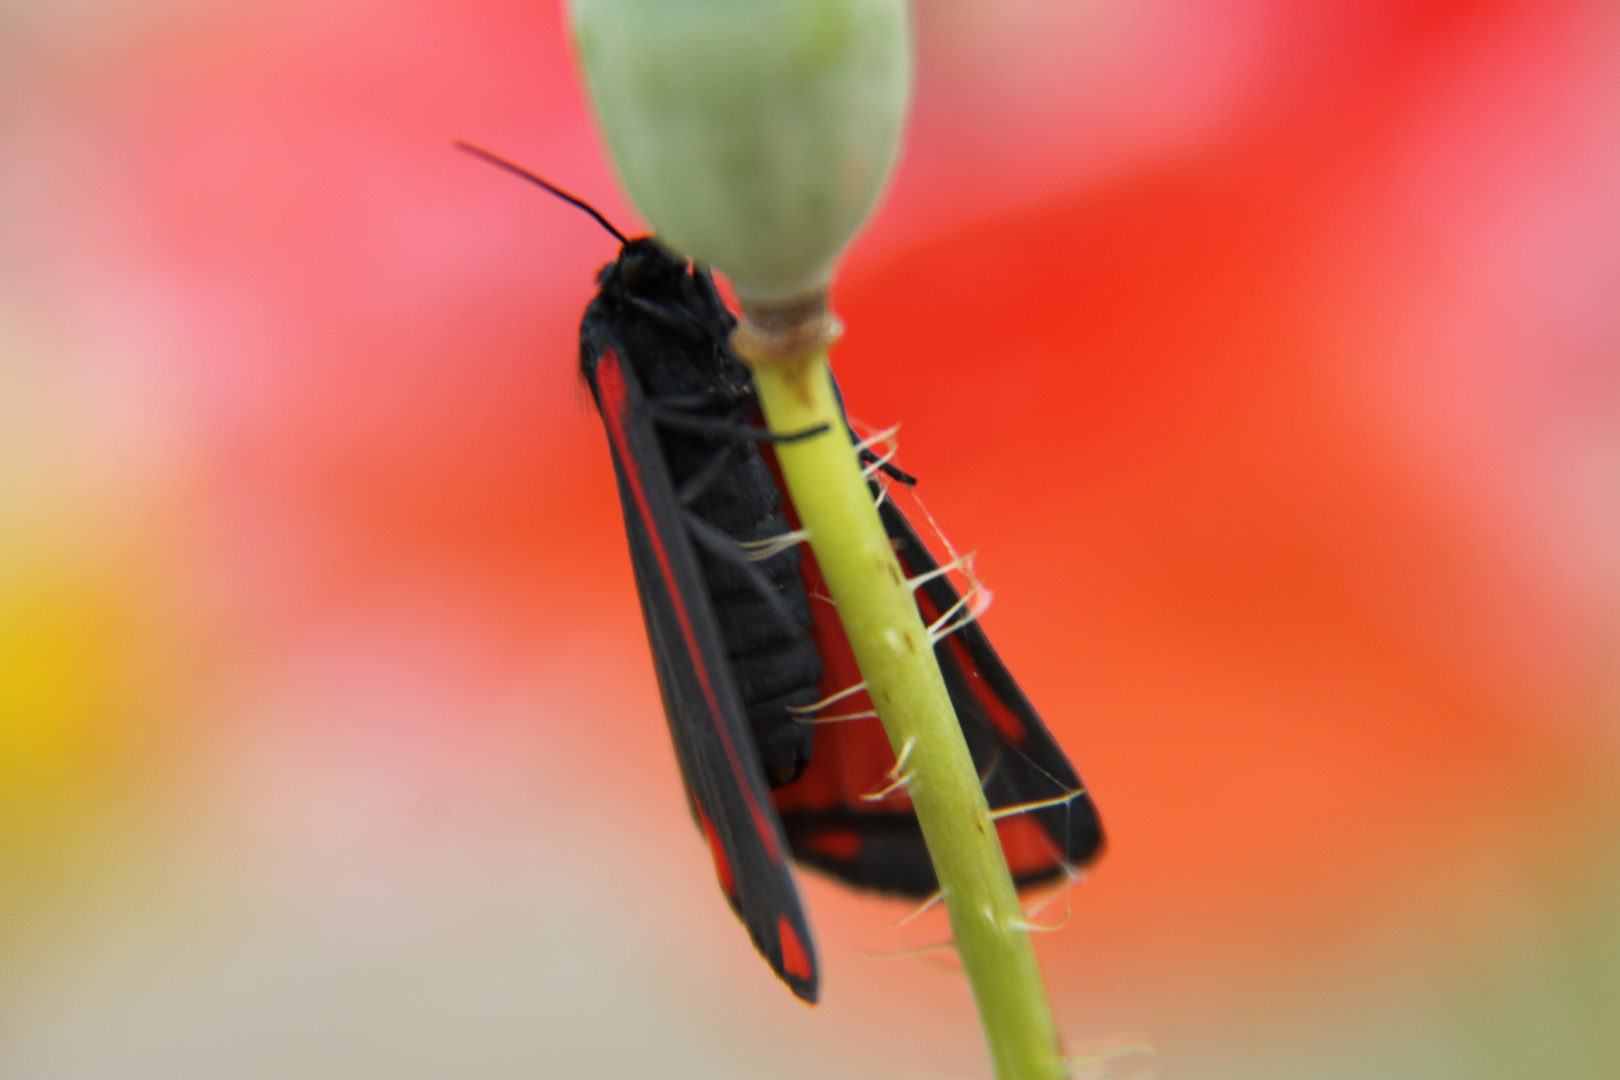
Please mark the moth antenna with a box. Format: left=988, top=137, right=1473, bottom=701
left=785, top=680, right=869, bottom=715
left=453, top=141, right=629, bottom=245
left=988, top=787, right=1088, bottom=820
left=892, top=889, right=946, bottom=929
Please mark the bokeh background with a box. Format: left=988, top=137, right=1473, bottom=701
left=3, top=1, right=1617, bottom=1077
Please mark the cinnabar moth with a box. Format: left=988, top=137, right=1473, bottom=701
left=459, top=144, right=1104, bottom=1004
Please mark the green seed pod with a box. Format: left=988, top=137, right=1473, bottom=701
left=568, top=0, right=912, bottom=304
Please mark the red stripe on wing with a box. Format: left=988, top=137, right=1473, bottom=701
left=777, top=916, right=814, bottom=982
left=596, top=349, right=785, bottom=864
left=694, top=800, right=739, bottom=905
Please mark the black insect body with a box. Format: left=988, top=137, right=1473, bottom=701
left=581, top=239, right=824, bottom=788
left=457, top=141, right=1103, bottom=1006
left=579, top=237, right=825, bottom=999
left=577, top=237, right=1104, bottom=1005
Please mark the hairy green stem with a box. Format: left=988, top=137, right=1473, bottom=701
left=747, top=349, right=1066, bottom=1080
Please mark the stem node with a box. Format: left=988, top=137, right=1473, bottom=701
left=732, top=289, right=844, bottom=367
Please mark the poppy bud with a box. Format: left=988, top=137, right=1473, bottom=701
left=568, top=0, right=911, bottom=305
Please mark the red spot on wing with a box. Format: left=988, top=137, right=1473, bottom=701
left=777, top=915, right=814, bottom=982
left=596, top=350, right=785, bottom=864
left=694, top=801, right=738, bottom=903
left=798, top=828, right=862, bottom=861
left=996, top=814, right=1065, bottom=878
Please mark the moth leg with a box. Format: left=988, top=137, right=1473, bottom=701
left=644, top=403, right=744, bottom=435
left=677, top=442, right=737, bottom=505
left=765, top=422, right=834, bottom=444
left=682, top=512, right=796, bottom=626
left=646, top=403, right=829, bottom=444
left=652, top=390, right=733, bottom=412
left=622, top=294, right=707, bottom=341
left=860, top=445, right=901, bottom=481
left=858, top=445, right=918, bottom=486
left=851, top=421, right=917, bottom=485
left=790, top=707, right=879, bottom=725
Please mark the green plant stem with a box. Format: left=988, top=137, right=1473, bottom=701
left=747, top=349, right=1067, bottom=1080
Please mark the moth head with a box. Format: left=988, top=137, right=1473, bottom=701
left=612, top=236, right=689, bottom=296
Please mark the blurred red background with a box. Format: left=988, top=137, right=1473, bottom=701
left=2, top=1, right=1616, bottom=1077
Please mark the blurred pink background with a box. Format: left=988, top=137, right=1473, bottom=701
left=3, top=1, right=1617, bottom=1077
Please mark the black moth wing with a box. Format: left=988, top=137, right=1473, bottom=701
left=777, top=485, right=1105, bottom=898
left=580, top=258, right=818, bottom=1003
left=884, top=497, right=1105, bottom=887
